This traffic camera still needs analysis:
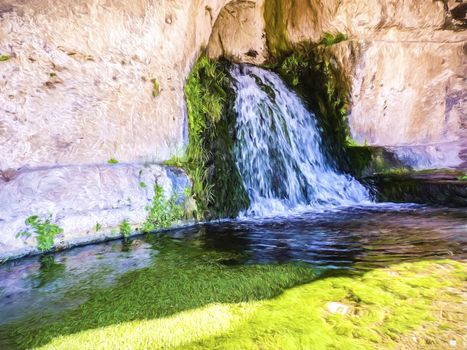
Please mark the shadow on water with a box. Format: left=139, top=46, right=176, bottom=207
left=0, top=205, right=465, bottom=349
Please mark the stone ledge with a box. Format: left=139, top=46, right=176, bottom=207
left=0, top=163, right=192, bottom=260
left=364, top=170, right=467, bottom=207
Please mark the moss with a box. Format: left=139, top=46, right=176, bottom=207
left=162, top=156, right=185, bottom=168
left=366, top=170, right=467, bottom=207
left=182, top=56, right=249, bottom=218
left=151, top=79, right=160, bottom=98
left=0, top=54, right=10, bottom=61
left=5, top=257, right=465, bottom=350
left=271, top=46, right=352, bottom=167
left=345, top=146, right=410, bottom=178
left=320, top=32, right=349, bottom=47
left=264, top=0, right=291, bottom=58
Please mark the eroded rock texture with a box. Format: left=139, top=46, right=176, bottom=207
left=0, top=0, right=466, bottom=257
left=210, top=0, right=466, bottom=168
left=0, top=0, right=236, bottom=257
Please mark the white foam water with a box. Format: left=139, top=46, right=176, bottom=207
left=231, top=64, right=370, bottom=217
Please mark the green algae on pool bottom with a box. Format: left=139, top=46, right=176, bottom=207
left=2, top=251, right=465, bottom=350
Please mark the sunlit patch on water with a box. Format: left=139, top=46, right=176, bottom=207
left=0, top=205, right=465, bottom=330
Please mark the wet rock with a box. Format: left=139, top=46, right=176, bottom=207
left=0, top=163, right=191, bottom=260
left=365, top=170, right=467, bottom=207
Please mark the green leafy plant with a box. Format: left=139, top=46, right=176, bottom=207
left=183, top=56, right=249, bottom=218
left=95, top=222, right=102, bottom=232
left=139, top=181, right=147, bottom=189
left=107, top=158, right=119, bottom=164
left=0, top=54, right=10, bottom=61
left=142, top=185, right=184, bottom=232
left=119, top=219, right=132, bottom=239
left=16, top=215, right=63, bottom=252
left=275, top=46, right=353, bottom=170
left=457, top=174, right=467, bottom=181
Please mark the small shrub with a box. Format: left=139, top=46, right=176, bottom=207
left=108, top=158, right=119, bottom=164
left=16, top=215, right=63, bottom=252
left=457, top=174, right=467, bottom=181
left=142, top=185, right=184, bottom=232
left=184, top=56, right=249, bottom=218
left=119, top=219, right=132, bottom=239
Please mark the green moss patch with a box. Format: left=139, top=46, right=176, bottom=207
left=346, top=146, right=410, bottom=178
left=264, top=0, right=290, bottom=58
left=271, top=46, right=352, bottom=166
left=4, top=257, right=464, bottom=350
left=180, top=56, right=249, bottom=218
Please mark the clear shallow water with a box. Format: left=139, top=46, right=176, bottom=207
left=0, top=204, right=465, bottom=327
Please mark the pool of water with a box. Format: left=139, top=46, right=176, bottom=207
left=0, top=204, right=466, bottom=347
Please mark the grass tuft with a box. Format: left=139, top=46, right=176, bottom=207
left=119, top=219, right=132, bottom=239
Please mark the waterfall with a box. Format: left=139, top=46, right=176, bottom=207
left=231, top=64, right=370, bottom=217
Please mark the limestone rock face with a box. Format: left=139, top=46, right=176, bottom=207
left=329, top=34, right=466, bottom=169
left=0, top=0, right=232, bottom=258
left=207, top=0, right=268, bottom=64
left=0, top=163, right=190, bottom=260
left=246, top=0, right=467, bottom=168
left=0, top=0, right=234, bottom=169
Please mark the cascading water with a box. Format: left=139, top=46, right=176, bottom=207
left=231, top=64, right=370, bottom=217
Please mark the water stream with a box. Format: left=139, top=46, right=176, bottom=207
left=231, top=65, right=370, bottom=217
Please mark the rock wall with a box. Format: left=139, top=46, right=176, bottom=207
left=0, top=163, right=190, bottom=260
left=0, top=0, right=236, bottom=169
left=209, top=0, right=466, bottom=169
left=0, top=0, right=236, bottom=258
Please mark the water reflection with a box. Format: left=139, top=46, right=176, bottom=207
left=198, top=205, right=466, bottom=268
left=0, top=204, right=465, bottom=325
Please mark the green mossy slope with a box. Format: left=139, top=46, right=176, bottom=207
left=170, top=56, right=249, bottom=218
